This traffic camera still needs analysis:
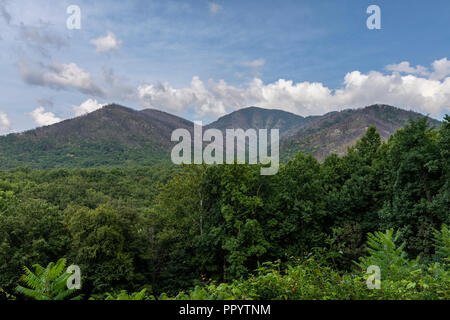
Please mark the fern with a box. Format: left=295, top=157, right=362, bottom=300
left=355, top=228, right=420, bottom=280
left=434, top=224, right=450, bottom=264
left=15, top=258, right=81, bottom=300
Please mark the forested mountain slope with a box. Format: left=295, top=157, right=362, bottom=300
left=0, top=103, right=440, bottom=169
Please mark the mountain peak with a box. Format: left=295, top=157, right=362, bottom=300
left=207, top=106, right=307, bottom=136
left=97, top=103, right=136, bottom=113
left=281, top=104, right=441, bottom=161
left=0, top=104, right=440, bottom=169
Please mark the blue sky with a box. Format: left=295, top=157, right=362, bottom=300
left=0, top=0, right=449, bottom=133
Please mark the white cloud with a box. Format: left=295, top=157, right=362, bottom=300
left=0, top=112, right=10, bottom=130
left=138, top=78, right=204, bottom=113
left=430, top=58, right=450, bottom=81
left=90, top=31, right=122, bottom=53
left=18, top=60, right=104, bottom=96
left=386, top=58, right=450, bottom=81
left=30, top=107, right=61, bottom=126
left=385, top=61, right=429, bottom=76
left=137, top=58, right=450, bottom=119
left=208, top=2, right=222, bottom=15
left=73, top=99, right=104, bottom=116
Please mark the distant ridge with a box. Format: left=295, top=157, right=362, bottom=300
left=206, top=106, right=315, bottom=137
left=0, top=103, right=441, bottom=169
left=280, top=104, right=441, bottom=161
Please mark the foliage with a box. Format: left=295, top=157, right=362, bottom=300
left=0, top=116, right=448, bottom=300
left=65, top=204, right=152, bottom=294
left=355, top=228, right=420, bottom=279
left=433, top=224, right=450, bottom=264
left=15, top=258, right=81, bottom=300
left=0, top=288, right=16, bottom=300
left=162, top=253, right=449, bottom=300
left=90, top=288, right=150, bottom=300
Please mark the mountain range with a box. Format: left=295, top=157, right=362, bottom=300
left=0, top=104, right=441, bottom=169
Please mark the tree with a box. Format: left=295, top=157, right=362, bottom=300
left=147, top=165, right=206, bottom=293
left=196, top=163, right=270, bottom=281
left=355, top=126, right=382, bottom=162
left=0, top=197, right=69, bottom=291
left=379, top=117, right=445, bottom=258
left=267, top=154, right=327, bottom=257
left=65, top=204, right=151, bottom=294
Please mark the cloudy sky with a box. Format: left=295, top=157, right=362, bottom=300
left=0, top=0, right=449, bottom=134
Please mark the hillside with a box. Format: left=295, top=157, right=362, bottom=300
left=0, top=103, right=441, bottom=169
left=206, top=104, right=441, bottom=162
left=0, top=104, right=192, bottom=169
left=280, top=104, right=442, bottom=161
left=206, top=106, right=316, bottom=138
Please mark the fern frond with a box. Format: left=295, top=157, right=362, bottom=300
left=22, top=266, right=44, bottom=291
left=16, top=258, right=80, bottom=300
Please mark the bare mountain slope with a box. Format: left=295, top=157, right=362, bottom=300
left=280, top=104, right=441, bottom=161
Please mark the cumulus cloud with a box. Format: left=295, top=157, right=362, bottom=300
left=90, top=31, right=122, bottom=53
left=385, top=61, right=429, bottom=76
left=208, top=2, right=222, bottom=15
left=430, top=58, right=450, bottom=81
left=138, top=78, right=204, bottom=113
left=137, top=58, right=450, bottom=119
left=0, top=111, right=10, bottom=130
left=18, top=60, right=104, bottom=96
left=386, top=58, right=450, bottom=81
left=30, top=107, right=61, bottom=126
left=18, top=57, right=449, bottom=125
left=73, top=99, right=104, bottom=116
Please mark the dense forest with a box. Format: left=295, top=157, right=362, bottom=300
left=0, top=116, right=449, bottom=300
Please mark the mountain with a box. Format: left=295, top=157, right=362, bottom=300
left=280, top=104, right=441, bottom=161
left=207, top=104, right=441, bottom=162
left=206, top=106, right=316, bottom=138
left=0, top=104, right=192, bottom=169
left=0, top=103, right=441, bottom=169
left=22, top=104, right=192, bottom=147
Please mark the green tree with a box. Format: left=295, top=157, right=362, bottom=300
left=0, top=197, right=69, bottom=291
left=65, top=204, right=151, bottom=294
left=195, top=164, right=270, bottom=281
left=267, top=154, right=327, bottom=257
left=379, top=117, right=445, bottom=258
left=148, top=165, right=206, bottom=292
